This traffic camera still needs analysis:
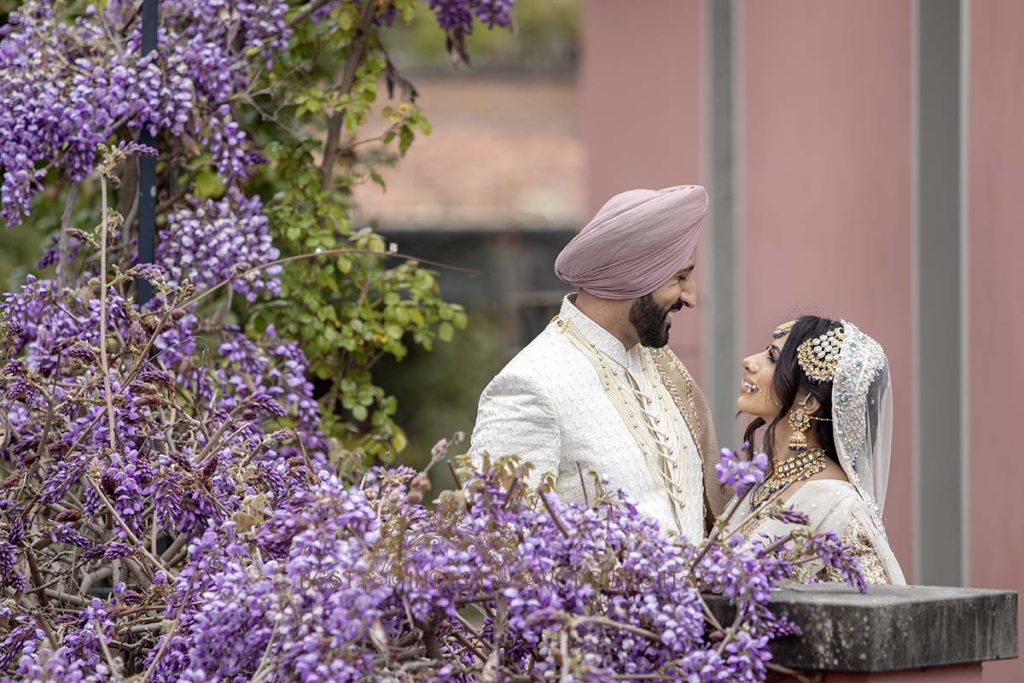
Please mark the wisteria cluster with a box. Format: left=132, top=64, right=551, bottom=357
left=78, top=452, right=857, bottom=682
left=0, top=0, right=292, bottom=224
left=0, top=0, right=517, bottom=226
left=427, top=0, right=515, bottom=34
left=0, top=201, right=335, bottom=680
left=0, top=247, right=866, bottom=682
left=0, top=251, right=865, bottom=680
left=157, top=189, right=282, bottom=301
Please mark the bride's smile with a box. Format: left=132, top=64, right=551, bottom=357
left=736, top=333, right=787, bottom=419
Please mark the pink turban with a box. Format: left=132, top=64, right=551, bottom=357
left=554, top=185, right=708, bottom=299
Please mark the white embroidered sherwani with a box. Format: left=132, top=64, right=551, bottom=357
left=470, top=296, right=725, bottom=540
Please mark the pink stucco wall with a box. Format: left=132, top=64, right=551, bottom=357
left=580, top=0, right=1022, bottom=674
left=580, top=0, right=706, bottom=381
left=968, top=2, right=1024, bottom=682
left=740, top=0, right=914, bottom=577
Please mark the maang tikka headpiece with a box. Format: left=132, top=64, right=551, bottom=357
left=796, top=325, right=845, bottom=383
left=772, top=320, right=795, bottom=339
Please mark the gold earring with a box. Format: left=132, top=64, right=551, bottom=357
left=787, top=394, right=812, bottom=452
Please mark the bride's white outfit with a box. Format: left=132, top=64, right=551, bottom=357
left=728, top=322, right=906, bottom=585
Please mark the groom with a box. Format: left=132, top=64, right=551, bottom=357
left=469, top=185, right=726, bottom=539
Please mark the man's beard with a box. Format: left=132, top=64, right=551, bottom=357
left=629, top=294, right=679, bottom=348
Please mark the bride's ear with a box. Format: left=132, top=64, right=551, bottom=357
left=802, top=394, right=823, bottom=418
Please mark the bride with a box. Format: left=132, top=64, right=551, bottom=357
left=728, top=315, right=905, bottom=585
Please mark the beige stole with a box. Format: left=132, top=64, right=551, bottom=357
left=651, top=348, right=727, bottom=533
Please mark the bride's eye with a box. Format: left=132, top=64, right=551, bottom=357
left=766, top=346, right=777, bottom=363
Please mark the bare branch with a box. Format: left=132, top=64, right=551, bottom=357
left=320, top=0, right=377, bottom=190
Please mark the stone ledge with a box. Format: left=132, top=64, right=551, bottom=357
left=705, top=584, right=1018, bottom=672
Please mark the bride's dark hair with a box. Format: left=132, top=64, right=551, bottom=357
left=742, top=315, right=842, bottom=465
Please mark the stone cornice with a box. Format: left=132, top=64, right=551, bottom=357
left=706, top=584, right=1018, bottom=672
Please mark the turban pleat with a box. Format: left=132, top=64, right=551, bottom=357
left=555, top=185, right=708, bottom=299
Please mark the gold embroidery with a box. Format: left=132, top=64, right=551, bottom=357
left=819, top=516, right=892, bottom=585
left=732, top=507, right=764, bottom=540
left=653, top=348, right=701, bottom=454
left=556, top=317, right=692, bottom=532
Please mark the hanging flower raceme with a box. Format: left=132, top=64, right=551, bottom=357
left=0, top=0, right=292, bottom=225
left=157, top=189, right=281, bottom=301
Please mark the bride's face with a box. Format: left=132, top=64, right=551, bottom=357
left=737, top=331, right=787, bottom=419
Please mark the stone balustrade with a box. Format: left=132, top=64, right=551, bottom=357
left=707, top=584, right=1018, bottom=681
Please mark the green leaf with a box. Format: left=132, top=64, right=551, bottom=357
left=391, top=430, right=408, bottom=453
left=194, top=169, right=226, bottom=199
left=399, top=126, right=414, bottom=156
left=438, top=322, right=454, bottom=342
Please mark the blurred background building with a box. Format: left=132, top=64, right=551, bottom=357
left=366, top=2, right=1022, bottom=679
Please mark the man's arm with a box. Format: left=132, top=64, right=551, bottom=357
left=469, top=368, right=562, bottom=489
left=688, top=376, right=729, bottom=520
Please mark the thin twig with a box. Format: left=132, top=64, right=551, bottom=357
left=44, top=588, right=91, bottom=607
left=570, top=615, right=660, bottom=642
left=97, top=631, right=125, bottom=680
left=289, top=0, right=336, bottom=27
left=766, top=662, right=823, bottom=683
left=155, top=186, right=188, bottom=215
left=559, top=627, right=570, bottom=682
left=575, top=462, right=590, bottom=508
left=25, top=547, right=49, bottom=609
left=85, top=475, right=169, bottom=573
left=687, top=489, right=751, bottom=573
left=540, top=492, right=570, bottom=539
left=159, top=533, right=189, bottom=563
left=57, top=181, right=81, bottom=288
left=98, top=174, right=118, bottom=451
left=180, top=247, right=478, bottom=310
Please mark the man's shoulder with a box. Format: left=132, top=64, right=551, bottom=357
left=647, top=345, right=695, bottom=380
left=493, top=322, right=577, bottom=380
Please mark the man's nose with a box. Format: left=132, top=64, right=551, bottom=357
left=679, top=279, right=697, bottom=308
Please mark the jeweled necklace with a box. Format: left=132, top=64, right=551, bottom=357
left=751, top=448, right=828, bottom=508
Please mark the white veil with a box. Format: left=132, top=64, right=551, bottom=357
left=831, top=321, right=892, bottom=526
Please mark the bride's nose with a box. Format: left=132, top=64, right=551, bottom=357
left=742, top=356, right=756, bottom=373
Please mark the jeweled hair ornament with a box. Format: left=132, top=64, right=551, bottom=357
left=796, top=325, right=845, bottom=383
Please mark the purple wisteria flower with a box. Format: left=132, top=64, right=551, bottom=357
left=157, top=190, right=281, bottom=301
left=427, top=0, right=514, bottom=34
left=0, top=0, right=290, bottom=225
left=769, top=505, right=812, bottom=526
left=715, top=446, right=770, bottom=498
